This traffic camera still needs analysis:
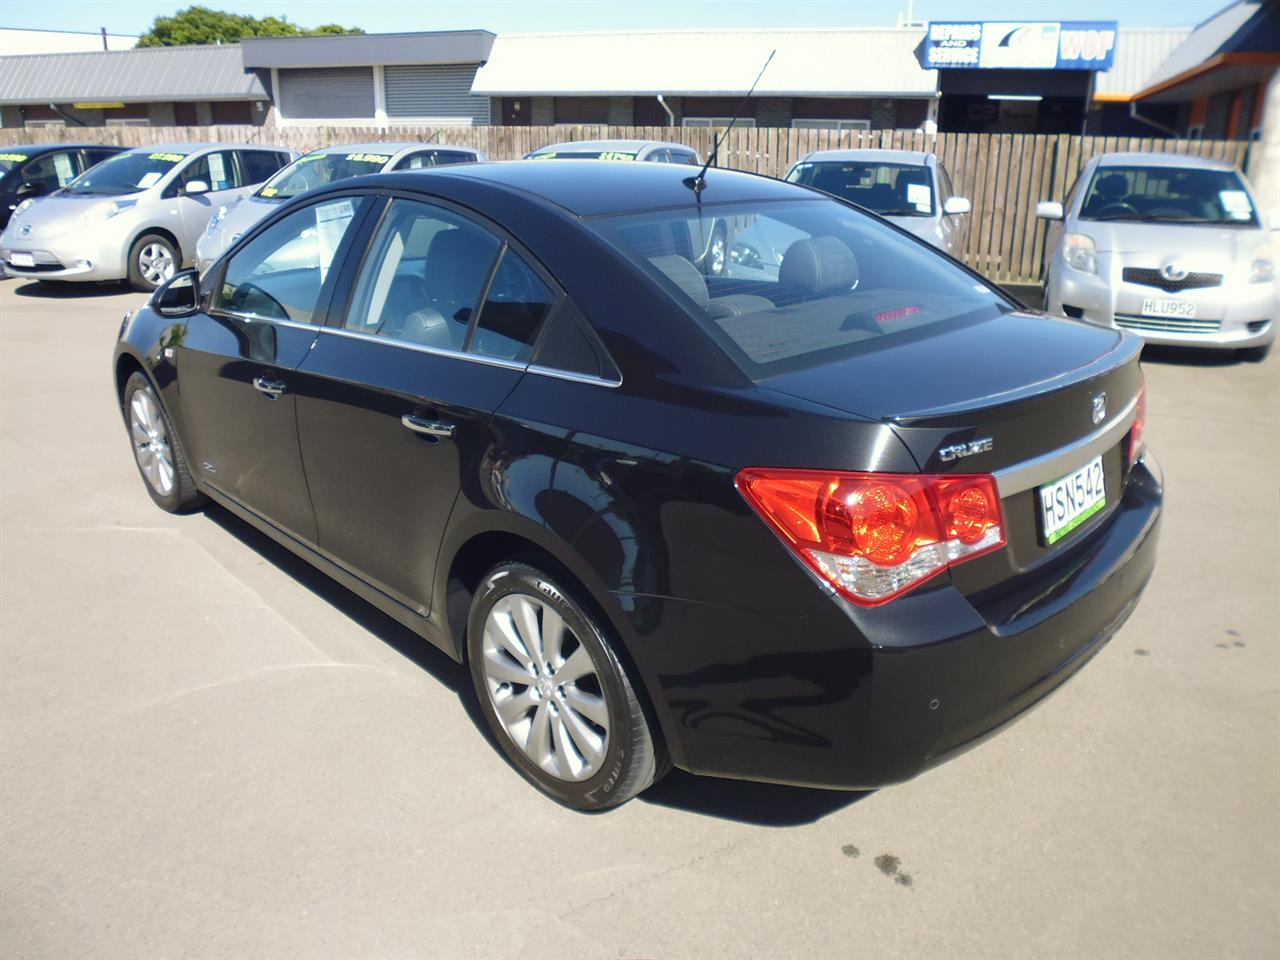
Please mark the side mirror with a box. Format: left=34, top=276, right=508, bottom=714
left=183, top=180, right=209, bottom=196
left=1036, top=201, right=1064, bottom=221
left=943, top=196, right=971, bottom=216
left=15, top=181, right=44, bottom=198
left=152, top=269, right=200, bottom=317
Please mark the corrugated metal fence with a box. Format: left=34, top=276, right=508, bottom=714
left=0, top=124, right=1251, bottom=284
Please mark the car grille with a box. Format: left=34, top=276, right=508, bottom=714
left=1115, top=313, right=1222, bottom=335
left=1121, top=267, right=1223, bottom=293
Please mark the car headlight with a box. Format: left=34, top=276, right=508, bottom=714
left=1249, top=248, right=1275, bottom=284
left=1063, top=233, right=1097, bottom=275
left=82, top=199, right=137, bottom=222
left=13, top=198, right=35, bottom=216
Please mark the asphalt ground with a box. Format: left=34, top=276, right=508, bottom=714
left=1, top=277, right=1276, bottom=959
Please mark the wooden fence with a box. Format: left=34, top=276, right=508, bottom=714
left=0, top=124, right=1251, bottom=284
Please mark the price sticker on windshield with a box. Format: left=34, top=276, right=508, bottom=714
left=346, top=153, right=390, bottom=164
left=260, top=186, right=278, bottom=197
left=148, top=152, right=185, bottom=163
left=598, top=151, right=637, bottom=161
left=0, top=153, right=29, bottom=163
left=1219, top=190, right=1252, bottom=221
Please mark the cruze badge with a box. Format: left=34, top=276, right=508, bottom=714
left=938, top=437, right=993, bottom=462
left=1092, top=392, right=1107, bottom=424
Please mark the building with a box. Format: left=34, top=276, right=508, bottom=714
left=0, top=27, right=136, bottom=56
left=470, top=28, right=939, bottom=131
left=0, top=45, right=268, bottom=128
left=1130, top=0, right=1278, bottom=139
left=240, top=31, right=495, bottom=126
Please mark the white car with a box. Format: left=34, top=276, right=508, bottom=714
left=1037, top=152, right=1276, bottom=360
left=785, top=149, right=971, bottom=254
left=195, top=142, right=486, bottom=274
left=0, top=143, right=292, bottom=290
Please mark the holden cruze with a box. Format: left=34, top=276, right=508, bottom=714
left=114, top=160, right=1162, bottom=809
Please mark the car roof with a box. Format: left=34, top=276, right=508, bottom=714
left=119, top=142, right=281, bottom=155
left=306, top=141, right=480, bottom=156
left=2, top=143, right=123, bottom=154
left=799, top=149, right=932, bottom=166
left=375, top=159, right=808, bottom=218
left=1094, top=151, right=1239, bottom=172
left=529, top=139, right=693, bottom=155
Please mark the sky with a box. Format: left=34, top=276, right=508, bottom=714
left=0, top=0, right=1230, bottom=36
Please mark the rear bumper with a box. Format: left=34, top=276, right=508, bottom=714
left=624, top=454, right=1163, bottom=789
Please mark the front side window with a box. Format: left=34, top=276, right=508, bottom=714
left=589, top=198, right=1011, bottom=378
left=215, top=196, right=363, bottom=324
left=787, top=161, right=934, bottom=217
left=238, top=150, right=287, bottom=186
left=1079, top=165, right=1259, bottom=225
left=257, top=150, right=391, bottom=200
left=19, top=152, right=78, bottom=191
left=175, top=151, right=238, bottom=193
left=61, top=149, right=187, bottom=196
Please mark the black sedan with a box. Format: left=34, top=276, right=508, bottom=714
left=113, top=161, right=1162, bottom=809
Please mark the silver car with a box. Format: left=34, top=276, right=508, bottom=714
left=525, top=139, right=700, bottom=164
left=0, top=143, right=292, bottom=290
left=785, top=149, right=971, bottom=254
left=195, top=141, right=486, bottom=274
left=1038, top=152, right=1276, bottom=359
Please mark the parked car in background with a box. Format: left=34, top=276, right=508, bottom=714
left=785, top=150, right=971, bottom=254
left=1038, top=152, right=1276, bottom=360
left=0, top=143, right=292, bottom=290
left=195, top=142, right=487, bottom=274
left=116, top=160, right=1160, bottom=810
left=0, top=144, right=124, bottom=229
left=525, top=139, right=699, bottom=164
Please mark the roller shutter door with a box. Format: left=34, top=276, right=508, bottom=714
left=279, top=67, right=375, bottom=119
left=384, top=64, right=488, bottom=124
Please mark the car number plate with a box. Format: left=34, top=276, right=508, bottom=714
left=1039, top=455, right=1106, bottom=546
left=1141, top=297, right=1196, bottom=319
left=9, top=252, right=35, bottom=268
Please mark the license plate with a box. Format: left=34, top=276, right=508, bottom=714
left=1039, top=456, right=1106, bottom=546
left=1141, top=297, right=1196, bottom=319
left=9, top=252, right=34, bottom=268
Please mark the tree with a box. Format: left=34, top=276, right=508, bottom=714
left=136, top=6, right=363, bottom=47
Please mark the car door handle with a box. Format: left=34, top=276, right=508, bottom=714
left=252, top=375, right=287, bottom=398
left=401, top=414, right=455, bottom=438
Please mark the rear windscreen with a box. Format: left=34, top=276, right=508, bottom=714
left=587, top=199, right=1012, bottom=378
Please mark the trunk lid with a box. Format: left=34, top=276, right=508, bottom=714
left=761, top=308, right=1144, bottom=579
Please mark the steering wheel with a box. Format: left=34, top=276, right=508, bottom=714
left=1095, top=202, right=1138, bottom=218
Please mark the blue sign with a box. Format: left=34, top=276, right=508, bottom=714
left=925, top=21, right=1118, bottom=71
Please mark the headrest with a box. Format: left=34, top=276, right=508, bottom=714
left=648, top=255, right=709, bottom=311
left=1095, top=173, right=1128, bottom=200
left=778, top=237, right=859, bottom=296
left=427, top=228, right=495, bottom=286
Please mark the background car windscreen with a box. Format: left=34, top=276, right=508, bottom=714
left=527, top=150, right=638, bottom=161
left=589, top=199, right=1011, bottom=378
left=1079, top=166, right=1259, bottom=225
left=0, top=151, right=29, bottom=176
left=787, top=162, right=934, bottom=216
left=259, top=151, right=390, bottom=199
left=61, top=150, right=186, bottom=196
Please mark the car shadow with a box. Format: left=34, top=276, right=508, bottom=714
left=201, top=503, right=868, bottom=826
left=1140, top=344, right=1261, bottom=367
left=9, top=278, right=137, bottom=299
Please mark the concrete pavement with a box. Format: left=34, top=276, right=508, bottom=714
left=1, top=278, right=1276, bottom=959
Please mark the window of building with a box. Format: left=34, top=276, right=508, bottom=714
left=683, top=117, right=757, bottom=128
left=790, top=119, right=871, bottom=131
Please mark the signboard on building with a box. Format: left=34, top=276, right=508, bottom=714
left=925, top=21, right=1118, bottom=71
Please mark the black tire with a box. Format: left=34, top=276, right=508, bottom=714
left=127, top=232, right=179, bottom=292
left=467, top=561, right=664, bottom=810
left=1238, top=343, right=1272, bottom=363
left=122, top=371, right=205, bottom=513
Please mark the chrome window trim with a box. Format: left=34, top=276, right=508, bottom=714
left=315, top=324, right=529, bottom=371
left=993, top=393, right=1139, bottom=498
left=208, top=308, right=321, bottom=331
left=526, top=364, right=623, bottom=389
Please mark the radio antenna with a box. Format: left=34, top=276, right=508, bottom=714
left=685, top=48, right=775, bottom=198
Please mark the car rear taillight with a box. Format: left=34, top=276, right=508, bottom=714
left=1126, top=376, right=1146, bottom=470
left=736, top=468, right=1007, bottom=607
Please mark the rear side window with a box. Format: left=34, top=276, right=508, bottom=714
left=588, top=199, right=1011, bottom=378
left=215, top=196, right=363, bottom=324
left=238, top=150, right=287, bottom=185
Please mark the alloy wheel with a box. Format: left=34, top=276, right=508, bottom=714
left=129, top=387, right=175, bottom=496
left=138, top=242, right=175, bottom=287
left=480, top=593, right=610, bottom=782
left=710, top=232, right=726, bottom=275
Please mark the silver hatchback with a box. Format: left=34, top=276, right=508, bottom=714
left=1038, top=152, right=1276, bottom=359
left=0, top=142, right=292, bottom=290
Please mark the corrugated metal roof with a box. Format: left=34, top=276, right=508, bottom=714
left=0, top=44, right=267, bottom=104
left=471, top=28, right=938, bottom=97
left=1136, top=0, right=1261, bottom=93
left=1095, top=28, right=1193, bottom=97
